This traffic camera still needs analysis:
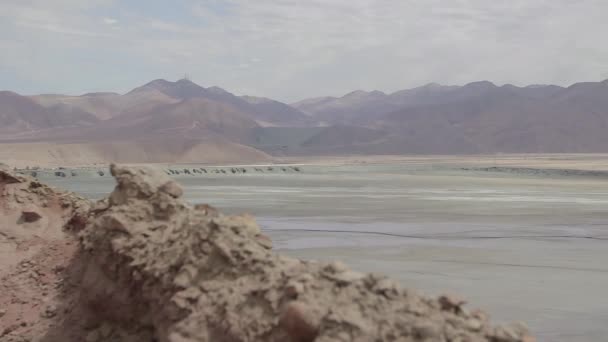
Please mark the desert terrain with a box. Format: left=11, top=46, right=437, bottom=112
left=20, top=154, right=608, bottom=341
left=3, top=1, right=608, bottom=340
left=3, top=77, right=608, bottom=341
left=0, top=163, right=534, bottom=342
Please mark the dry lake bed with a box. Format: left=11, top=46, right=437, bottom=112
left=39, top=156, right=608, bottom=341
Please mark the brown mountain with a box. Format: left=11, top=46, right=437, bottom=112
left=29, top=79, right=308, bottom=127
left=0, top=91, right=98, bottom=135
left=3, top=78, right=608, bottom=166
left=1, top=81, right=281, bottom=165
left=290, top=82, right=567, bottom=126
left=129, top=79, right=310, bottom=127
left=341, top=80, right=608, bottom=153
left=96, top=97, right=261, bottom=143
left=291, top=90, right=391, bottom=124
left=285, top=80, right=608, bottom=154
left=241, top=95, right=311, bottom=126
left=32, top=85, right=182, bottom=121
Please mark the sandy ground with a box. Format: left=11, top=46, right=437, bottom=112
left=7, top=152, right=608, bottom=170
left=0, top=140, right=270, bottom=169
left=31, top=155, right=608, bottom=341
left=277, top=154, right=608, bottom=171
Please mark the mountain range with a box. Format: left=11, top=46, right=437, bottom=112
left=2, top=78, right=608, bottom=165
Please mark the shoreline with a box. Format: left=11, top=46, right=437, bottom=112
left=8, top=153, right=608, bottom=174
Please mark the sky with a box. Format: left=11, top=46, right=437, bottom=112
left=1, top=0, right=607, bottom=102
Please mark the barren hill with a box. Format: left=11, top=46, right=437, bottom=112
left=32, top=89, right=180, bottom=120
left=241, top=95, right=311, bottom=126
left=289, top=79, right=608, bottom=154
left=0, top=91, right=99, bottom=135
left=3, top=78, right=608, bottom=165
left=291, top=90, right=392, bottom=124
left=364, top=80, right=608, bottom=153
left=1, top=79, right=307, bottom=165
left=98, top=97, right=261, bottom=144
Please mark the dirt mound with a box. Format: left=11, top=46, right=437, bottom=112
left=38, top=165, right=532, bottom=341
left=0, top=170, right=90, bottom=341
left=1, top=166, right=534, bottom=341
left=0, top=170, right=90, bottom=269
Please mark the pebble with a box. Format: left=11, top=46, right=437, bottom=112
left=466, top=318, right=483, bottom=331
left=159, top=181, right=183, bottom=198
left=413, top=321, right=441, bottom=339
left=41, top=305, right=57, bottom=318
left=438, top=294, right=467, bottom=312
left=280, top=302, right=319, bottom=342
left=285, top=281, right=304, bottom=298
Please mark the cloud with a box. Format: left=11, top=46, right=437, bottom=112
left=103, top=17, right=118, bottom=25
left=0, top=0, right=607, bottom=101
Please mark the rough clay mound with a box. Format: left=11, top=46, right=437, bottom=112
left=0, top=170, right=90, bottom=341
left=1, top=166, right=534, bottom=342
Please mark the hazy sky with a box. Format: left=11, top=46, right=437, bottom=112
left=1, top=0, right=607, bottom=102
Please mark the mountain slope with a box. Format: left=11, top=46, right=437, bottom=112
left=32, top=88, right=181, bottom=120
left=241, top=96, right=311, bottom=126
left=0, top=91, right=99, bottom=135
left=129, top=79, right=310, bottom=127
left=105, top=97, right=261, bottom=143
left=5, top=78, right=608, bottom=163
left=370, top=80, right=608, bottom=153
left=32, top=79, right=310, bottom=127
left=291, top=90, right=391, bottom=124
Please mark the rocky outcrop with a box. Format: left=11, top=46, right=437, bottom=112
left=0, top=170, right=91, bottom=342
left=38, top=165, right=532, bottom=342
left=0, top=166, right=534, bottom=342
left=0, top=169, right=91, bottom=248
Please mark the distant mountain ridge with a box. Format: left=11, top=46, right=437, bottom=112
left=0, top=91, right=99, bottom=134
left=1, top=78, right=608, bottom=165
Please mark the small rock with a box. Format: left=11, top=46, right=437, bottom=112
left=325, top=261, right=348, bottom=273
left=471, top=308, right=489, bottom=322
left=413, top=322, right=441, bottom=339
left=330, top=270, right=365, bottom=285
left=374, top=277, right=400, bottom=296
left=0, top=171, right=22, bottom=184
left=280, top=302, right=319, bottom=342
left=491, top=323, right=529, bottom=342
left=98, top=323, right=113, bottom=338
left=85, top=330, right=102, bottom=342
left=20, top=210, right=42, bottom=223
left=439, top=294, right=467, bottom=312
left=255, top=233, right=273, bottom=250
left=296, top=274, right=315, bottom=283
left=466, top=318, right=483, bottom=331
left=0, top=309, right=5, bottom=317
left=159, top=181, right=183, bottom=198
left=41, top=305, right=57, bottom=318
left=285, top=281, right=304, bottom=298
left=193, top=203, right=219, bottom=217
left=1, top=324, right=19, bottom=337
left=336, top=332, right=350, bottom=341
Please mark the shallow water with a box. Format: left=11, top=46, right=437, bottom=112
left=42, top=163, right=608, bottom=341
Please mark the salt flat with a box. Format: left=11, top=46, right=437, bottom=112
left=40, top=156, right=608, bottom=341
